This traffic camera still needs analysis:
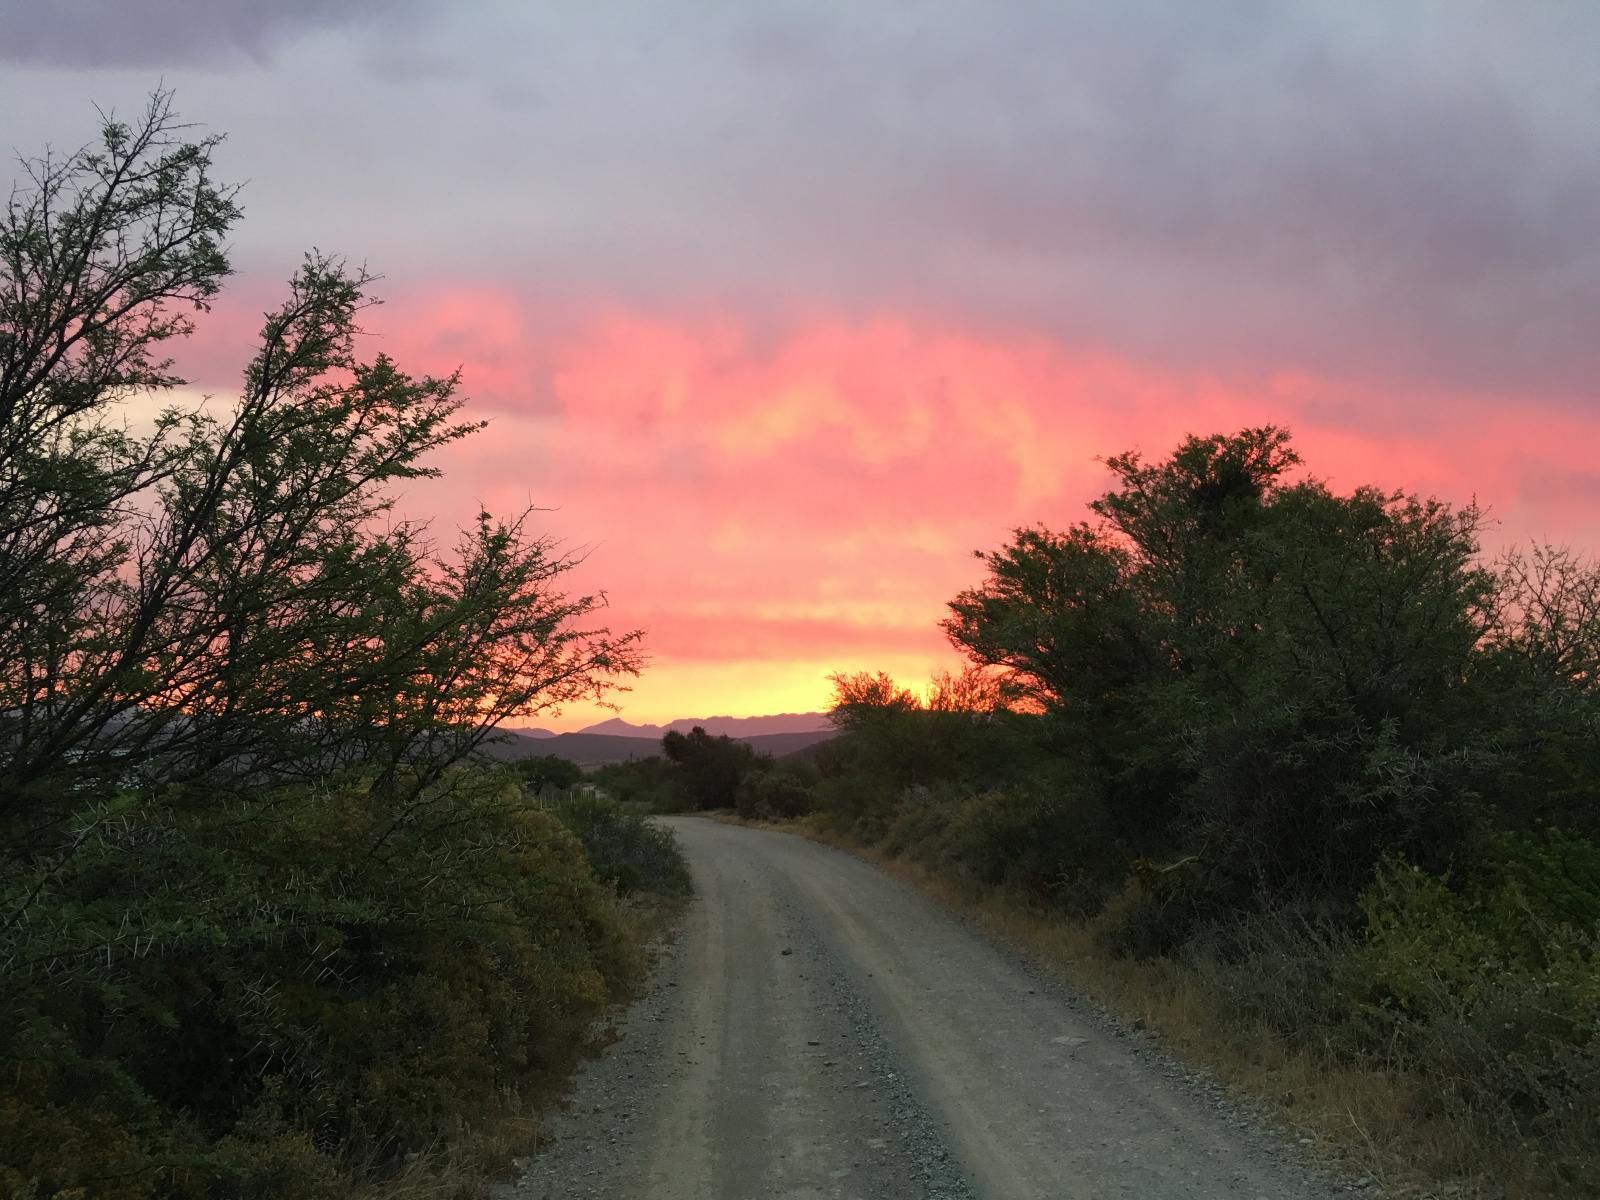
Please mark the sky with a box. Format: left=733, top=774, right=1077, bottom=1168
left=5, top=1, right=1600, bottom=729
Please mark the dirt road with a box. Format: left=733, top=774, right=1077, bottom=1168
left=506, top=817, right=1341, bottom=1199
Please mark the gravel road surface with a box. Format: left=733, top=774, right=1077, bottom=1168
left=505, top=817, right=1343, bottom=1200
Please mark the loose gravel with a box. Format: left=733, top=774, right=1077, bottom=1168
left=502, top=817, right=1354, bottom=1200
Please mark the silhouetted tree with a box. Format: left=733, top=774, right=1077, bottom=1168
left=661, top=726, right=759, bottom=809
left=515, top=753, right=584, bottom=793
left=0, top=96, right=651, bottom=1196
left=945, top=427, right=1500, bottom=907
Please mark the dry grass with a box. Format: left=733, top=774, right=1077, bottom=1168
left=784, top=819, right=1530, bottom=1200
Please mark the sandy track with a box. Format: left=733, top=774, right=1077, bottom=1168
left=504, top=817, right=1340, bottom=1199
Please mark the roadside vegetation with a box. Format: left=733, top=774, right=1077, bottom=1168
left=594, top=725, right=818, bottom=820
left=0, top=97, right=686, bottom=1199
left=683, top=428, right=1599, bottom=1197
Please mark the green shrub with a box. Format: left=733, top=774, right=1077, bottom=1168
left=733, top=768, right=815, bottom=821
left=1179, top=903, right=1358, bottom=1042
left=512, top=753, right=584, bottom=793
left=1344, top=847, right=1600, bottom=1182
left=1349, top=848, right=1599, bottom=1024
left=880, top=780, right=1119, bottom=913
left=590, top=757, right=694, bottom=813
left=813, top=770, right=894, bottom=837
left=544, top=789, right=691, bottom=896
left=0, top=770, right=646, bottom=1198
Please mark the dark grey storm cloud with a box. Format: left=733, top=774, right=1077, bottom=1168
left=5, top=0, right=1599, bottom=397
left=0, top=0, right=413, bottom=67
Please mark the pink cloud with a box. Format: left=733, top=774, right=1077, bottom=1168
left=170, top=284, right=1600, bottom=729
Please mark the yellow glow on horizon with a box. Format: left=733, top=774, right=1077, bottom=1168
left=524, top=651, right=964, bottom=733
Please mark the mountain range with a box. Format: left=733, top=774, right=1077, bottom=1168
left=506, top=712, right=832, bottom=740
left=486, top=712, right=836, bottom=768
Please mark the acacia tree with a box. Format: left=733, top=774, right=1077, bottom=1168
left=660, top=726, right=759, bottom=809
left=945, top=427, right=1501, bottom=907
left=943, top=526, right=1148, bottom=725
left=1, top=93, right=236, bottom=808
left=0, top=97, right=650, bottom=1196
left=0, top=94, right=641, bottom=841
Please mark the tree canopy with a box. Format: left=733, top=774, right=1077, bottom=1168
left=0, top=93, right=650, bottom=1198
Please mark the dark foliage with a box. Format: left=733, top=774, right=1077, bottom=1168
left=821, top=427, right=1600, bottom=1190
left=513, top=753, right=585, bottom=793
left=661, top=726, right=763, bottom=810
left=544, top=788, right=692, bottom=896
left=590, top=754, right=690, bottom=813
left=0, top=96, right=675, bottom=1198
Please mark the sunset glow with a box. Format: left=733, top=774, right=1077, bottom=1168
left=370, top=301, right=1600, bottom=729
left=12, top=3, right=1600, bottom=729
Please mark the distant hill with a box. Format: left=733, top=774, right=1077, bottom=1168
left=740, top=729, right=836, bottom=758
left=580, top=712, right=832, bottom=739
left=480, top=730, right=659, bottom=767
left=479, top=723, right=836, bottom=768
left=774, top=734, right=841, bottom=765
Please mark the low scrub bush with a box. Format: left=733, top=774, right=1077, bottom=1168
left=1178, top=903, right=1359, bottom=1043
left=813, top=770, right=894, bottom=838
left=0, top=770, right=653, bottom=1199
left=591, top=757, right=694, bottom=813
left=734, top=767, right=815, bottom=821
left=880, top=780, right=1119, bottom=913
left=545, top=788, right=691, bottom=896
left=1343, top=846, right=1600, bottom=1184
left=513, top=753, right=585, bottom=793
left=593, top=730, right=776, bottom=814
